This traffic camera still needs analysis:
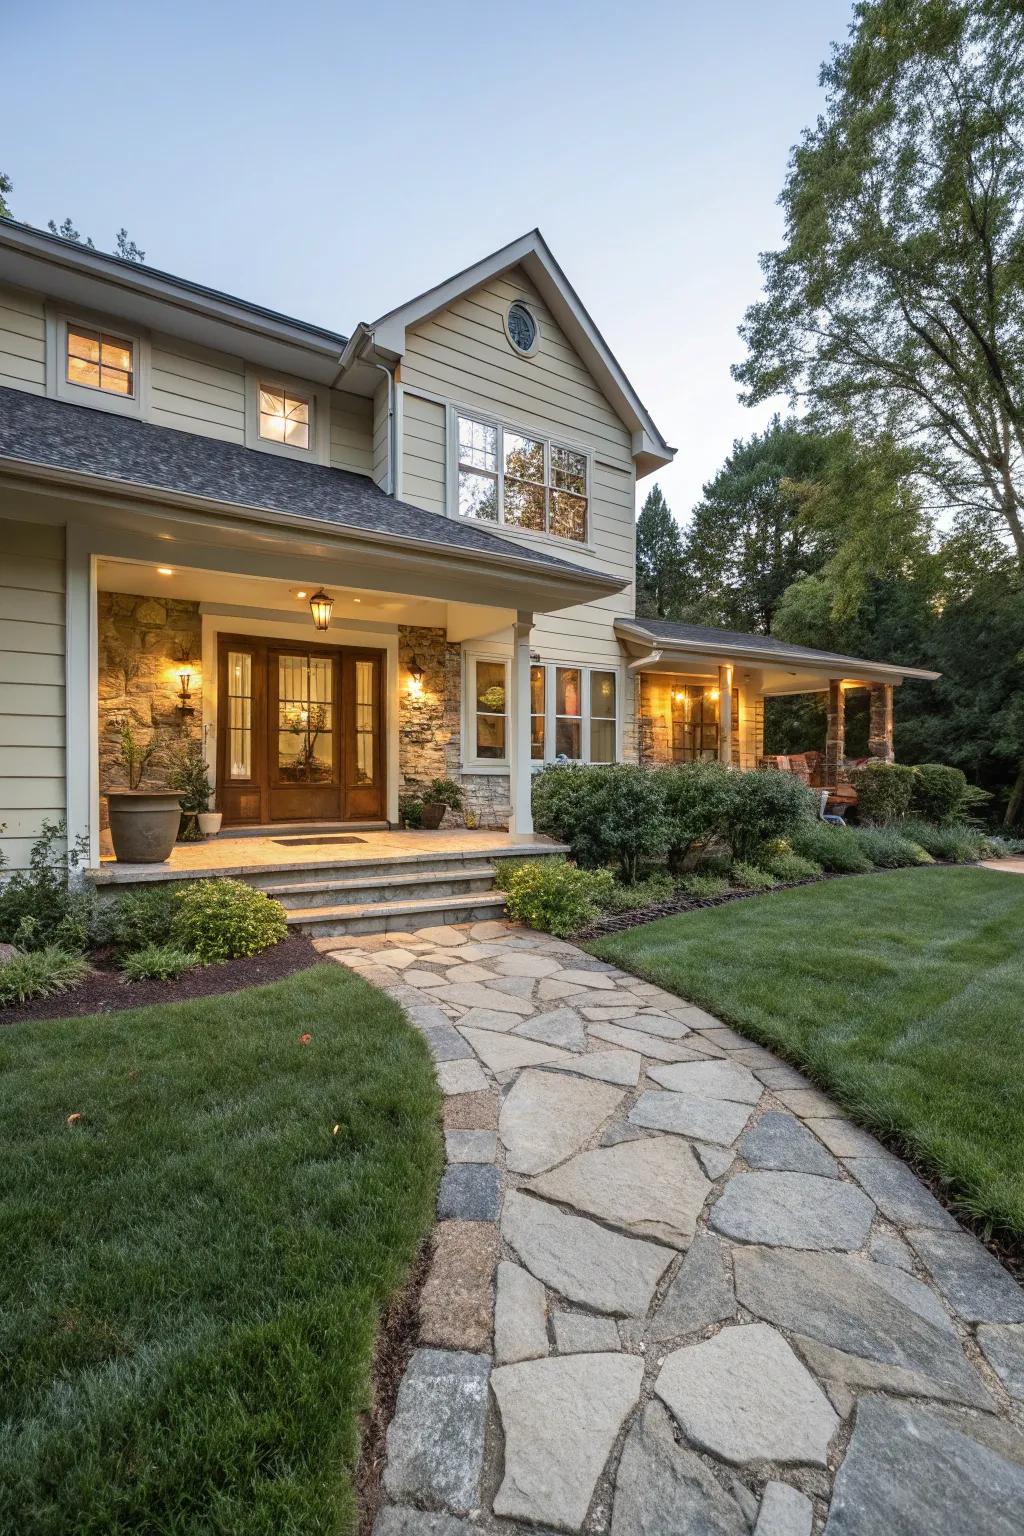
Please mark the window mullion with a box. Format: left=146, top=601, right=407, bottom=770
left=582, top=669, right=591, bottom=763
left=497, top=426, right=505, bottom=525
left=544, top=439, right=551, bottom=535
left=546, top=663, right=555, bottom=765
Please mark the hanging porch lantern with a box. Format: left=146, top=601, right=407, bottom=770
left=309, top=588, right=334, bottom=631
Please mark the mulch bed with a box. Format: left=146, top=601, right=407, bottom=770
left=0, top=934, right=321, bottom=1027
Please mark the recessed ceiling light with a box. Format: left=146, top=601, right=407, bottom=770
left=157, top=567, right=174, bottom=576
left=296, top=590, right=307, bottom=599
left=353, top=597, right=361, bottom=604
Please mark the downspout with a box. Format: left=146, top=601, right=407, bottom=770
left=372, top=358, right=396, bottom=496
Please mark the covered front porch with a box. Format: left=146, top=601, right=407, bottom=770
left=616, top=616, right=939, bottom=788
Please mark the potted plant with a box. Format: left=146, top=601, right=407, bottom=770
left=420, top=777, right=464, bottom=830
left=398, top=794, right=425, bottom=829
left=106, top=718, right=181, bottom=864
left=170, top=736, right=221, bottom=838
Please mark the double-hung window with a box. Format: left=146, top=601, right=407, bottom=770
left=455, top=411, right=589, bottom=544
left=529, top=664, right=618, bottom=765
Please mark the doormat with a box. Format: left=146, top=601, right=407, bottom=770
left=271, top=835, right=367, bottom=847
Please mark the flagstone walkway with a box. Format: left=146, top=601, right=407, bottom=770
left=322, top=920, right=1024, bottom=1536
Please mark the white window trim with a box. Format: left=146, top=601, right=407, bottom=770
left=46, top=305, right=150, bottom=418
left=244, top=368, right=330, bottom=465
left=529, top=662, right=622, bottom=767
left=447, top=403, right=593, bottom=550
left=463, top=651, right=512, bottom=772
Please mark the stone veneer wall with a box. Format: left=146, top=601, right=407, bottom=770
left=397, top=624, right=511, bottom=829
left=97, top=592, right=203, bottom=828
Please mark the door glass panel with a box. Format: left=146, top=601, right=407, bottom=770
left=227, top=651, right=252, bottom=779
left=530, top=664, right=545, bottom=760
left=277, top=654, right=334, bottom=783
left=353, top=659, right=376, bottom=785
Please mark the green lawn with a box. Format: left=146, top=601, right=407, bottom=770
left=0, top=964, right=442, bottom=1536
left=589, top=867, right=1024, bottom=1242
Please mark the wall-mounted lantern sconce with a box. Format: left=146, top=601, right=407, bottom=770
left=309, top=588, right=334, bottom=631
left=177, top=670, right=195, bottom=716
left=407, top=655, right=425, bottom=694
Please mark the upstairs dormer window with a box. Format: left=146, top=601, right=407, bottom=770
left=66, top=325, right=134, bottom=397
left=258, top=385, right=311, bottom=449
left=454, top=411, right=589, bottom=543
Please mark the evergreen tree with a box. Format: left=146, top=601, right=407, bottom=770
left=635, top=484, right=684, bottom=618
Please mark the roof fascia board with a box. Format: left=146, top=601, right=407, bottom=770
left=614, top=620, right=939, bottom=683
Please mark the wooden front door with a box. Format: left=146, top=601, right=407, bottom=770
left=217, top=635, right=385, bottom=825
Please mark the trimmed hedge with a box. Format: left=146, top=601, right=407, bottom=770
left=494, top=857, right=613, bottom=936
left=532, top=764, right=668, bottom=883
left=848, top=761, right=917, bottom=825
left=790, top=822, right=873, bottom=873
left=170, top=880, right=288, bottom=963
left=851, top=827, right=934, bottom=868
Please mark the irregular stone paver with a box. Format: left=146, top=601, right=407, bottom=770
left=500, top=1068, right=625, bottom=1175
left=444, top=1129, right=497, bottom=1163
left=868, top=1229, right=914, bottom=1271
left=437, top=1163, right=501, bottom=1222
left=710, top=1171, right=874, bottom=1251
left=383, top=1348, right=489, bottom=1511
left=435, top=1058, right=488, bottom=1096
left=552, top=1311, right=621, bottom=1353
left=547, top=1048, right=642, bottom=1086
left=529, top=1135, right=711, bottom=1247
left=694, top=1143, right=736, bottom=1179
left=776, top=1088, right=841, bottom=1118
left=492, top=1352, right=644, bottom=1529
left=845, top=1155, right=958, bottom=1230
left=812, top=1118, right=884, bottom=1157
left=460, top=1026, right=571, bottom=1074
left=441, top=981, right=535, bottom=1014
left=453, top=1005, right=518, bottom=1033
left=977, top=1323, right=1024, bottom=1399
left=906, top=1227, right=1024, bottom=1323
left=419, top=1222, right=498, bottom=1352
left=587, top=1018, right=703, bottom=1060
left=740, top=1111, right=840, bottom=1178
left=502, top=1190, right=674, bottom=1315
left=422, top=1022, right=472, bottom=1062
left=373, top=1508, right=476, bottom=1536
left=611, top=1402, right=749, bottom=1536
left=656, top=1322, right=839, bottom=1467
left=651, top=1230, right=736, bottom=1340
left=629, top=1089, right=752, bottom=1146
left=755, top=1481, right=814, bottom=1536
left=599, top=1011, right=693, bottom=1039
left=823, top=1394, right=1024, bottom=1534
left=494, top=1260, right=548, bottom=1365
left=513, top=1006, right=587, bottom=1050
left=647, top=1059, right=762, bottom=1104
left=734, top=1246, right=992, bottom=1408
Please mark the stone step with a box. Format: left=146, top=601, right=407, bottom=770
left=288, top=889, right=507, bottom=937
left=265, top=864, right=497, bottom=909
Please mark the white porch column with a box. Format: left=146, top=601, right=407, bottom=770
left=65, top=526, right=99, bottom=868
left=508, top=610, right=534, bottom=835
left=718, top=663, right=734, bottom=766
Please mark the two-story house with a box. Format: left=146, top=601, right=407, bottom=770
left=0, top=222, right=933, bottom=897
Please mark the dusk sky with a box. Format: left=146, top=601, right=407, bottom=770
left=3, top=0, right=854, bottom=522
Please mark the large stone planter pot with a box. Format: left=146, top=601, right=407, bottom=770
left=106, top=791, right=181, bottom=864
left=420, top=802, right=447, bottom=830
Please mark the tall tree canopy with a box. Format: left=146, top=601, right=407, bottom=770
left=635, top=484, right=684, bottom=618
left=0, top=169, right=145, bottom=262
left=735, top=0, right=1024, bottom=569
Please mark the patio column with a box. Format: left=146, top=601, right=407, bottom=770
left=868, top=682, right=895, bottom=762
left=825, top=679, right=846, bottom=787
left=508, top=611, right=534, bottom=835
left=65, top=527, right=100, bottom=869
left=718, top=663, right=733, bottom=766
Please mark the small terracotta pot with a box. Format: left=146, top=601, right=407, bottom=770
left=107, top=791, right=181, bottom=864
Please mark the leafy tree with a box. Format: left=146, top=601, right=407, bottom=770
left=0, top=170, right=11, bottom=219
left=0, top=168, right=145, bottom=261
left=635, top=484, right=684, bottom=618
left=735, top=0, right=1024, bottom=570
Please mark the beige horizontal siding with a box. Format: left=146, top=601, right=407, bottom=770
left=0, top=284, right=45, bottom=395
left=330, top=391, right=373, bottom=475
left=150, top=334, right=246, bottom=442
left=401, top=393, right=445, bottom=514
left=0, top=519, right=66, bottom=868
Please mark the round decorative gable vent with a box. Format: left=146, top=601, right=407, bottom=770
left=504, top=300, right=539, bottom=357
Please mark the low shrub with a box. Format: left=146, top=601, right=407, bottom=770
left=852, top=827, right=934, bottom=868
left=848, top=761, right=917, bottom=825
left=494, top=857, right=614, bottom=937
left=94, top=884, right=178, bottom=951
left=399, top=796, right=424, bottom=829
left=790, top=822, right=873, bottom=874
left=0, top=819, right=93, bottom=952
left=901, top=819, right=985, bottom=864
left=120, top=943, right=200, bottom=982
left=532, top=764, right=668, bottom=883
left=678, top=873, right=731, bottom=900
left=730, top=861, right=778, bottom=892
left=598, top=872, right=675, bottom=913
left=0, top=946, right=92, bottom=1007
left=909, top=763, right=971, bottom=825
left=170, top=879, right=288, bottom=963
left=659, top=761, right=736, bottom=872
left=727, top=770, right=817, bottom=862
left=758, top=851, right=823, bottom=883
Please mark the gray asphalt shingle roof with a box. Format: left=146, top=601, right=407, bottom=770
left=616, top=615, right=938, bottom=678
left=0, top=386, right=598, bottom=579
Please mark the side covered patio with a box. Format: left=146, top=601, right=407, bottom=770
left=615, top=617, right=939, bottom=792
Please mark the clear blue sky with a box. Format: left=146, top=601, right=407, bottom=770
left=3, top=0, right=853, bottom=522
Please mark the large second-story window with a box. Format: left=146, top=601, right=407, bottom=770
left=259, top=386, right=311, bottom=449
left=66, top=326, right=134, bottom=396
left=455, top=412, right=589, bottom=543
